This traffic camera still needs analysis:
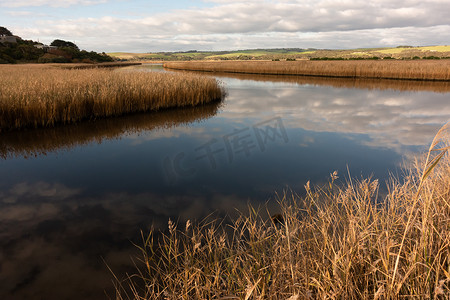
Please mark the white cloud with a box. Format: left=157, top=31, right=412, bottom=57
left=6, top=0, right=450, bottom=52
left=0, top=0, right=107, bottom=8
left=5, top=10, right=34, bottom=16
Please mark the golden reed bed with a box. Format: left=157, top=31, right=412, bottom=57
left=0, top=64, right=224, bottom=132
left=170, top=69, right=450, bottom=93
left=164, top=60, right=450, bottom=81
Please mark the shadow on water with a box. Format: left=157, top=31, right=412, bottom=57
left=0, top=101, right=221, bottom=159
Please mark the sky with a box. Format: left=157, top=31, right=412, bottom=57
left=1, top=0, right=449, bottom=53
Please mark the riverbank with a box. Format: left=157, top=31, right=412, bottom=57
left=164, top=60, right=450, bottom=81
left=0, top=65, right=224, bottom=132
left=170, top=69, right=450, bottom=93
left=57, top=62, right=142, bottom=69
left=115, top=123, right=450, bottom=299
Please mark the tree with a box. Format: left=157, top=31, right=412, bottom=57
left=50, top=39, right=79, bottom=50
left=0, top=26, right=13, bottom=36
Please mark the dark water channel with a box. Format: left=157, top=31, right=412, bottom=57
left=1, top=64, right=450, bottom=299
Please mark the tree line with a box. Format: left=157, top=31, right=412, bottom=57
left=0, top=27, right=114, bottom=64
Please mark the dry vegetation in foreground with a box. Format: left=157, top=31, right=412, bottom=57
left=0, top=65, right=224, bottom=132
left=114, top=124, right=450, bottom=299
left=164, top=60, right=450, bottom=81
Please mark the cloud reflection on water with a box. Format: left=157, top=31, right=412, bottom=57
left=0, top=182, right=262, bottom=299
left=217, top=74, right=450, bottom=152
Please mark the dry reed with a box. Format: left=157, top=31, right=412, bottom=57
left=113, top=124, right=450, bottom=299
left=0, top=65, right=224, bottom=132
left=164, top=60, right=450, bottom=81
left=175, top=71, right=450, bottom=93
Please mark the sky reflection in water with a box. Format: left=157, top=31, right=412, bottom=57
left=0, top=65, right=449, bottom=299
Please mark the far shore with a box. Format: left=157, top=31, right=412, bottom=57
left=163, top=60, right=450, bottom=81
left=56, top=61, right=143, bottom=69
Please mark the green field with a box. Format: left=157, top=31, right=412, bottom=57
left=108, top=45, right=450, bottom=61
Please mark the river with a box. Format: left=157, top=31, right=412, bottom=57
left=1, top=64, right=449, bottom=299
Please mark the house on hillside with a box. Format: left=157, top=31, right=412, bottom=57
left=0, top=35, right=17, bottom=44
left=34, top=43, right=57, bottom=52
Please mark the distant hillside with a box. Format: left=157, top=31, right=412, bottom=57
left=0, top=26, right=114, bottom=64
left=109, top=46, right=450, bottom=61
left=109, top=48, right=310, bottom=61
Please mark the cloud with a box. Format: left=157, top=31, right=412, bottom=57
left=5, top=10, right=36, bottom=16
left=0, top=0, right=107, bottom=8
left=29, top=1, right=450, bottom=34
left=8, top=0, right=450, bottom=51
left=16, top=24, right=450, bottom=53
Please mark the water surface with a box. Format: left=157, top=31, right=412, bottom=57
left=1, top=64, right=449, bottom=299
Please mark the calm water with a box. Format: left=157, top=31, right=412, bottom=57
left=1, top=64, right=450, bottom=299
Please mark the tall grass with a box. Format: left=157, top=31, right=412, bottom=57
left=113, top=124, right=450, bottom=299
left=171, top=69, right=450, bottom=93
left=164, top=60, right=450, bottom=81
left=0, top=65, right=224, bottom=132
